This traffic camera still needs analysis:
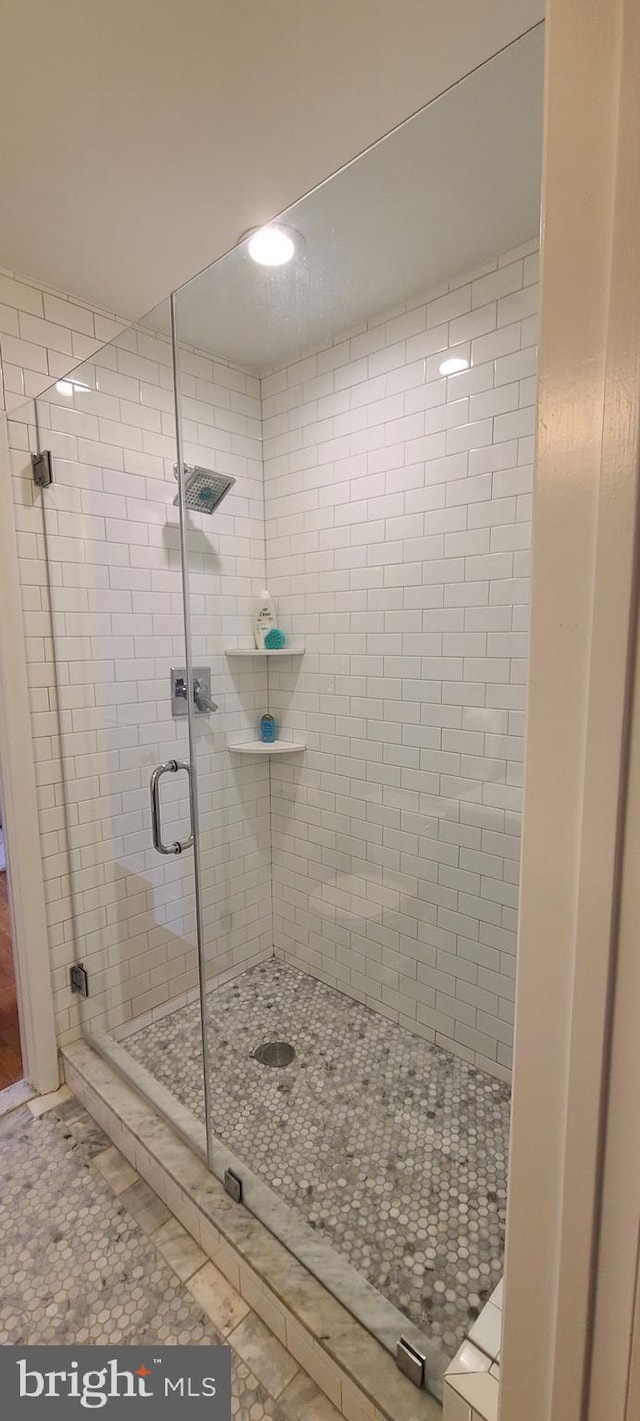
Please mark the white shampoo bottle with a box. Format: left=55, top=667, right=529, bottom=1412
left=254, top=589, right=277, bottom=649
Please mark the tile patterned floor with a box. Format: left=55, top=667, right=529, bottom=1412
left=127, top=959, right=510, bottom=1365
left=0, top=1095, right=340, bottom=1420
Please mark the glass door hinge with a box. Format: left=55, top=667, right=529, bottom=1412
left=396, top=1338, right=426, bottom=1388
left=32, top=450, right=53, bottom=487
left=69, top=963, right=89, bottom=998
left=224, top=1169, right=243, bottom=1204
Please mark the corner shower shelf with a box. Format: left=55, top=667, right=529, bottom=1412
left=227, top=739, right=306, bottom=756
left=224, top=647, right=305, bottom=657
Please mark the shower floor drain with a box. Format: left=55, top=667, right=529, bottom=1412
left=252, top=1041, right=296, bottom=1068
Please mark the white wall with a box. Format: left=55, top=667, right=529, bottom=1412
left=264, top=240, right=538, bottom=1079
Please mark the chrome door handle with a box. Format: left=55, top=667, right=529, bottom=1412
left=150, top=759, right=194, bottom=855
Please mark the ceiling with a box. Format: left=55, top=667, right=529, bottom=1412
left=0, top=0, right=542, bottom=326
left=159, top=26, right=543, bottom=372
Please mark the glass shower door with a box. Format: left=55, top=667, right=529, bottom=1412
left=170, top=245, right=448, bottom=1386
left=36, top=300, right=209, bottom=1154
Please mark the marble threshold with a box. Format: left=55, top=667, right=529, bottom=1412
left=0, top=1077, right=36, bottom=1118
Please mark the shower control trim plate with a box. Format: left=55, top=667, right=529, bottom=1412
left=171, top=666, right=214, bottom=717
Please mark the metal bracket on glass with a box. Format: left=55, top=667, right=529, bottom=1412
left=149, top=759, right=194, bottom=855
left=396, top=1338, right=426, bottom=1389
left=224, top=1169, right=243, bottom=1204
left=32, top=450, right=53, bottom=487
left=69, top=963, right=89, bottom=998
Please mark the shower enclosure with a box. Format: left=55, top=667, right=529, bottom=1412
left=35, top=26, right=543, bottom=1402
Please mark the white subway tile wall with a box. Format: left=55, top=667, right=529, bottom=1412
left=1, top=269, right=271, bottom=1044
left=264, top=240, right=538, bottom=1079
left=1, top=269, right=130, bottom=1045
left=0, top=239, right=537, bottom=1075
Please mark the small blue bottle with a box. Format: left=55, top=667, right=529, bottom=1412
left=260, top=712, right=277, bottom=744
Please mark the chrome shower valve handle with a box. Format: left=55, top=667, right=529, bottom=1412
left=193, top=677, right=219, bottom=713
left=170, top=667, right=218, bottom=717
left=150, top=759, right=194, bottom=855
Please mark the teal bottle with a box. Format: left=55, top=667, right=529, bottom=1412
left=260, top=713, right=277, bottom=743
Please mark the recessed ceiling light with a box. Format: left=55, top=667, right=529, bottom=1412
left=246, top=225, right=296, bottom=267
left=439, top=356, right=470, bottom=376
left=55, top=378, right=91, bottom=396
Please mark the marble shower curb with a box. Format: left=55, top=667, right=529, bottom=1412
left=63, top=1039, right=441, bottom=1421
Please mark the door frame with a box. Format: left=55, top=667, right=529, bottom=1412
left=580, top=1, right=640, bottom=1411
left=500, top=0, right=640, bottom=1417
left=0, top=411, right=58, bottom=1094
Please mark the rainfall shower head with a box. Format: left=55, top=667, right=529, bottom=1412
left=173, top=464, right=236, bottom=515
